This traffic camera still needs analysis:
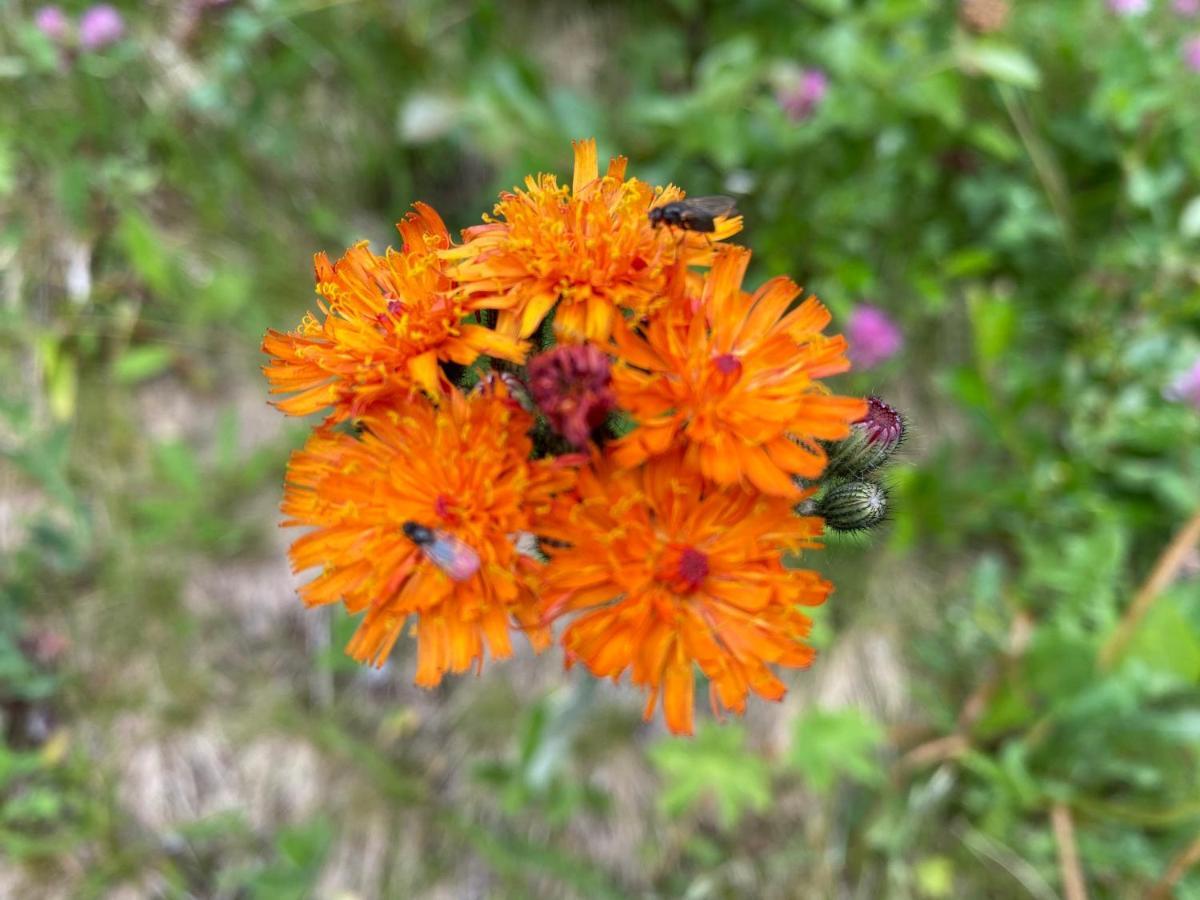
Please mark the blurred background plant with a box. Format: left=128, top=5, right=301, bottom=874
left=1, top=0, right=1199, bottom=896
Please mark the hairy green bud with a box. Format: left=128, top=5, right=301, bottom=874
left=817, top=480, right=888, bottom=533
left=823, top=396, right=905, bottom=480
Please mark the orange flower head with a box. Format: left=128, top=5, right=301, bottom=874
left=280, top=381, right=575, bottom=686
left=443, top=139, right=743, bottom=344
left=610, top=245, right=867, bottom=497
left=540, top=454, right=830, bottom=735
left=262, top=203, right=528, bottom=424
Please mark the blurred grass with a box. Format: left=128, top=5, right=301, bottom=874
left=1, top=0, right=1200, bottom=897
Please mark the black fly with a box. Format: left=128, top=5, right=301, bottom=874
left=648, top=196, right=738, bottom=234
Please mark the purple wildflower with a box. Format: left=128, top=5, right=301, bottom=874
left=846, top=304, right=903, bottom=369
left=1176, top=0, right=1200, bottom=15
left=34, top=6, right=70, bottom=40
left=777, top=68, right=829, bottom=122
left=1165, top=359, right=1200, bottom=410
left=1108, top=0, right=1150, bottom=13
left=79, top=4, right=125, bottom=50
left=34, top=6, right=70, bottom=41
left=1185, top=36, right=1200, bottom=72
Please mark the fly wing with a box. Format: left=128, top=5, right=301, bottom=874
left=425, top=531, right=481, bottom=581
left=681, top=195, right=738, bottom=218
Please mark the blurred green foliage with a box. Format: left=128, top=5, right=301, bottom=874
left=1, top=0, right=1199, bottom=897
left=652, top=723, right=772, bottom=828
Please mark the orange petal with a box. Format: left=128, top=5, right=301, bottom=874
left=397, top=201, right=449, bottom=248
left=414, top=616, right=447, bottom=686
left=408, top=351, right=441, bottom=396
left=585, top=297, right=615, bottom=342
left=749, top=665, right=789, bottom=701
left=765, top=436, right=825, bottom=478
left=700, top=433, right=741, bottom=485
left=572, top=138, right=599, bottom=195
left=738, top=443, right=801, bottom=497
left=662, top=651, right=695, bottom=736
left=776, top=295, right=832, bottom=340
left=457, top=326, right=529, bottom=365
left=741, top=276, right=802, bottom=344
left=612, top=321, right=668, bottom=371
left=272, top=381, right=340, bottom=417
left=705, top=247, right=752, bottom=346
left=520, top=290, right=560, bottom=338
left=610, top=436, right=650, bottom=469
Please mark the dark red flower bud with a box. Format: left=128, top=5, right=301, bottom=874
left=526, top=344, right=616, bottom=449
left=823, top=396, right=905, bottom=480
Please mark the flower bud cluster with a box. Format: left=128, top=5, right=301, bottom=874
left=815, top=395, right=906, bottom=534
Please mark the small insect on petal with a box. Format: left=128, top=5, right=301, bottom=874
left=403, top=521, right=482, bottom=581
left=424, top=535, right=482, bottom=581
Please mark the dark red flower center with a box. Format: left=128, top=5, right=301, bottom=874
left=656, top=544, right=711, bottom=594
left=713, top=353, right=741, bottom=375
left=433, top=493, right=460, bottom=525
left=675, top=547, right=709, bottom=591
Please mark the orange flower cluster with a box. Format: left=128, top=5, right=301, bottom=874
left=263, top=204, right=526, bottom=423
left=264, top=139, right=865, bottom=735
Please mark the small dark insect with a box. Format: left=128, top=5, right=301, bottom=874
left=402, top=521, right=481, bottom=581
left=648, top=195, right=738, bottom=234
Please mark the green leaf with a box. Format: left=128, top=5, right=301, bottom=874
left=650, top=723, right=771, bottom=828
left=1180, top=195, right=1200, bottom=240
left=57, top=160, right=91, bottom=229
left=941, top=366, right=990, bottom=415
left=153, top=440, right=202, bottom=494
left=800, top=0, right=850, bottom=12
left=276, top=818, right=332, bottom=868
left=221, top=818, right=332, bottom=900
left=1120, top=593, right=1200, bottom=683
left=787, top=708, right=884, bottom=793
left=967, top=121, right=1022, bottom=162
left=958, top=41, right=1042, bottom=89
left=974, top=676, right=1036, bottom=739
left=915, top=855, right=955, bottom=899
left=113, top=346, right=174, bottom=385
left=0, top=136, right=14, bottom=198
left=38, top=338, right=77, bottom=422
left=901, top=71, right=965, bottom=131
left=117, top=209, right=176, bottom=296
left=945, top=248, right=998, bottom=279
left=968, top=291, right=1017, bottom=367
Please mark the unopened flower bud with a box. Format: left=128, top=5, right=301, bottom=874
left=823, top=396, right=905, bottom=480
left=527, top=344, right=616, bottom=448
left=817, top=480, right=888, bottom=533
